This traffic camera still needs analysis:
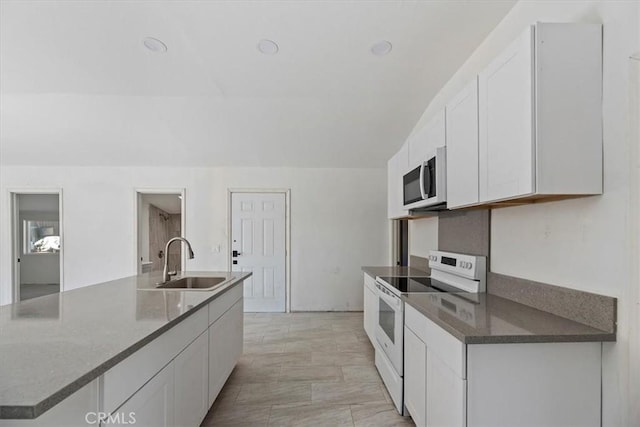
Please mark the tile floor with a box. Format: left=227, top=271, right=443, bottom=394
left=201, top=312, right=415, bottom=427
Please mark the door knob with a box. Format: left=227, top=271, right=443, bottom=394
left=232, top=250, right=241, bottom=257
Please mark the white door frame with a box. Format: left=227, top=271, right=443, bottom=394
left=8, top=188, right=64, bottom=303
left=134, top=188, right=186, bottom=275
left=228, top=189, right=291, bottom=313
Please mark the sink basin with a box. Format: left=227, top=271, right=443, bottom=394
left=156, top=276, right=230, bottom=291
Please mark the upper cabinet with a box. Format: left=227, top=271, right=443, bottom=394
left=387, top=22, right=602, bottom=216
left=409, top=109, right=446, bottom=169
left=446, top=78, right=479, bottom=209
left=388, top=141, right=409, bottom=219
left=478, top=23, right=603, bottom=204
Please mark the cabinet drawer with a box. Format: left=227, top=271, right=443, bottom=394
left=208, top=285, right=243, bottom=326
left=405, top=304, right=466, bottom=378
left=102, top=307, right=208, bottom=413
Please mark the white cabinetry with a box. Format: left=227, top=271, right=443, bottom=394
left=426, top=350, right=465, bottom=427
left=363, top=273, right=377, bottom=343
left=408, top=109, right=446, bottom=169
left=403, top=327, right=426, bottom=427
left=446, top=79, right=479, bottom=208
left=174, top=331, right=209, bottom=427
left=209, top=298, right=243, bottom=406
left=387, top=142, right=409, bottom=219
left=478, top=23, right=602, bottom=204
left=114, top=363, right=174, bottom=427
left=404, top=304, right=601, bottom=427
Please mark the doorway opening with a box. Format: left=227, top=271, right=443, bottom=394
left=229, top=190, right=290, bottom=313
left=391, top=219, right=409, bottom=267
left=11, top=191, right=63, bottom=302
left=135, top=190, right=185, bottom=275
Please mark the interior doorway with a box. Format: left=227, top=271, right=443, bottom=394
left=391, top=219, right=409, bottom=267
left=229, top=190, right=289, bottom=313
left=136, top=190, right=185, bottom=275
left=11, top=191, right=63, bottom=302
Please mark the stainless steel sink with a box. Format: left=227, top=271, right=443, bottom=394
left=155, top=276, right=230, bottom=291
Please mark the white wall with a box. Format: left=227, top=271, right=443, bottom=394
left=0, top=166, right=388, bottom=311
left=406, top=1, right=640, bottom=425
left=408, top=217, right=438, bottom=258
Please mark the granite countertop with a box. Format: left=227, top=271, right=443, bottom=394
left=402, top=292, right=616, bottom=344
left=0, top=271, right=251, bottom=419
left=362, top=266, right=429, bottom=278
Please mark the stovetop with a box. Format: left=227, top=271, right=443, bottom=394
left=377, top=276, right=465, bottom=295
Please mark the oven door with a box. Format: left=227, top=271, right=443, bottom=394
left=375, top=284, right=404, bottom=375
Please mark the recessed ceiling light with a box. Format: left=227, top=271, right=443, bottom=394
left=142, top=37, right=168, bottom=53
left=257, top=39, right=279, bottom=55
left=371, top=40, right=392, bottom=56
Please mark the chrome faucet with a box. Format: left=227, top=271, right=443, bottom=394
left=162, top=237, right=195, bottom=283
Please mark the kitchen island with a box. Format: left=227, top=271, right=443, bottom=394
left=0, top=271, right=250, bottom=426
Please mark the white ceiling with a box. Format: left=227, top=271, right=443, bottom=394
left=0, top=0, right=516, bottom=168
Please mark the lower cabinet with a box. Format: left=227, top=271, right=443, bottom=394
left=403, top=327, right=426, bottom=427
left=209, top=298, right=243, bottom=406
left=404, top=304, right=602, bottom=427
left=174, top=331, right=209, bottom=427
left=363, top=273, right=377, bottom=343
left=114, top=363, right=174, bottom=427
left=425, top=349, right=465, bottom=427
left=1, top=285, right=246, bottom=427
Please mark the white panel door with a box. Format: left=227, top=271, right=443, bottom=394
left=426, top=350, right=466, bottom=427
left=404, top=326, right=427, bottom=427
left=208, top=298, right=244, bottom=406
left=174, top=331, right=209, bottom=427
left=409, top=109, right=446, bottom=169
left=479, top=25, right=535, bottom=202
left=231, top=192, right=285, bottom=312
left=446, top=78, right=480, bottom=208
left=114, top=362, right=175, bottom=427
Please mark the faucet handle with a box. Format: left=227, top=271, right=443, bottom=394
left=168, top=270, right=177, bottom=278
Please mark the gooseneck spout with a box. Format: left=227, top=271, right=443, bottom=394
left=162, top=237, right=195, bottom=283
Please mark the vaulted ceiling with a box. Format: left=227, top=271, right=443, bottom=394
left=0, top=0, right=516, bottom=167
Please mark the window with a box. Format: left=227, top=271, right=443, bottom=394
left=23, top=220, right=60, bottom=254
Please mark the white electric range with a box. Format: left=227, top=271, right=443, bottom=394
left=373, top=250, right=486, bottom=415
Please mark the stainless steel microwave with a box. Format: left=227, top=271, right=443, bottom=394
left=403, top=146, right=447, bottom=210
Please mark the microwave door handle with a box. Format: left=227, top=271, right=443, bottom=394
left=419, top=162, right=426, bottom=199
left=423, top=161, right=432, bottom=199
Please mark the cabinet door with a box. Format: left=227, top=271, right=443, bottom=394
left=209, top=298, right=243, bottom=406
left=113, top=362, right=174, bottom=427
left=174, top=331, right=209, bottom=427
left=404, top=326, right=427, bottom=427
left=410, top=109, right=446, bottom=168
left=388, top=142, right=409, bottom=219
left=446, top=78, right=479, bottom=208
left=479, top=25, right=535, bottom=202
left=426, top=350, right=465, bottom=427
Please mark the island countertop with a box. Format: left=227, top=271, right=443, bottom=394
left=0, top=271, right=251, bottom=419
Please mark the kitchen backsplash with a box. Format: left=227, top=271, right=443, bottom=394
left=438, top=210, right=490, bottom=258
